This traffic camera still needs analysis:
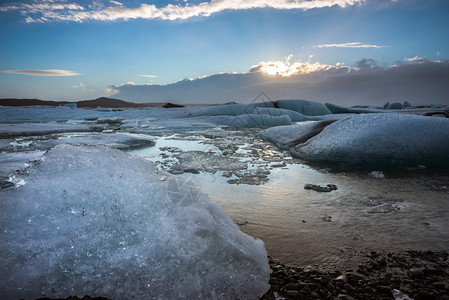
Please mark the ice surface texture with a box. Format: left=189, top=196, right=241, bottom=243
left=0, top=123, right=104, bottom=137
left=0, top=144, right=270, bottom=299
left=262, top=114, right=449, bottom=165
left=259, top=121, right=335, bottom=149
left=275, top=100, right=331, bottom=116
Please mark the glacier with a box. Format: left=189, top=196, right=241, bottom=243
left=0, top=144, right=270, bottom=299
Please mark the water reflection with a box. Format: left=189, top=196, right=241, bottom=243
left=130, top=135, right=449, bottom=268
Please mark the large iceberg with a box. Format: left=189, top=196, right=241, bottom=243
left=219, top=114, right=292, bottom=128
left=275, top=99, right=331, bottom=116
left=0, top=144, right=269, bottom=299
left=259, top=120, right=336, bottom=149
left=261, top=114, right=449, bottom=165
left=253, top=107, right=312, bottom=122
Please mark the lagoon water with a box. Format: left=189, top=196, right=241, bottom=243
left=2, top=104, right=449, bottom=270
left=129, top=133, right=449, bottom=268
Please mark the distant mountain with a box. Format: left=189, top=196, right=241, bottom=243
left=0, top=97, right=169, bottom=108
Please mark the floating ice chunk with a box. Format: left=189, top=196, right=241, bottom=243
left=386, top=102, right=403, bottom=110
left=0, top=123, right=104, bottom=137
left=95, top=117, right=123, bottom=124
left=392, top=289, right=413, bottom=300
left=0, top=145, right=269, bottom=299
left=253, top=107, right=311, bottom=122
left=259, top=120, right=335, bottom=149
left=325, top=103, right=384, bottom=114
left=169, top=151, right=247, bottom=174
left=0, top=151, right=45, bottom=184
left=275, top=99, right=331, bottom=116
left=290, top=114, right=449, bottom=165
left=32, top=132, right=155, bottom=151
left=122, top=116, right=220, bottom=133
left=220, top=114, right=291, bottom=128
left=369, top=171, right=385, bottom=179
left=189, top=102, right=274, bottom=117
left=60, top=103, right=77, bottom=108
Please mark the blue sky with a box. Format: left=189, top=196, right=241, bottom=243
left=0, top=0, right=448, bottom=105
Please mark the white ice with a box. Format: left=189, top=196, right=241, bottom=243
left=0, top=144, right=270, bottom=300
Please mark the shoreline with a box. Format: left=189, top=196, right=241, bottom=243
left=263, top=250, right=449, bottom=300
left=35, top=250, right=449, bottom=300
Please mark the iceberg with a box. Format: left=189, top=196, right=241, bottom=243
left=0, top=123, right=104, bottom=137
left=31, top=132, right=155, bottom=151
left=259, top=120, right=336, bottom=149
left=275, top=99, right=331, bottom=116
left=0, top=144, right=270, bottom=299
left=253, top=107, right=312, bottom=122
left=325, top=103, right=384, bottom=114
left=289, top=114, right=449, bottom=164
left=219, top=114, right=292, bottom=128
left=188, top=102, right=274, bottom=117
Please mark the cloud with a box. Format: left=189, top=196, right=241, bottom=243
left=248, top=55, right=349, bottom=76
left=1, top=0, right=365, bottom=23
left=1, top=69, right=80, bottom=76
left=110, top=58, right=449, bottom=106
left=404, top=56, right=424, bottom=62
left=315, top=42, right=388, bottom=48
left=138, top=74, right=158, bottom=78
left=72, top=82, right=86, bottom=89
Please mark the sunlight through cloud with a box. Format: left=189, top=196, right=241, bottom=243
left=249, top=55, right=345, bottom=77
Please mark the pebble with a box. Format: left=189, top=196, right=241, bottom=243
left=262, top=250, right=449, bottom=300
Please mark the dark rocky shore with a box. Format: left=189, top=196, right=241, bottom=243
left=36, top=250, right=449, bottom=300
left=262, top=250, right=449, bottom=300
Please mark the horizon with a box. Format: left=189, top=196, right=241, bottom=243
left=1, top=0, right=449, bottom=106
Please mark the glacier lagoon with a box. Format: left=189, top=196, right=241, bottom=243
left=1, top=102, right=449, bottom=298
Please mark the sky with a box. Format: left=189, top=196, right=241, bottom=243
left=0, top=0, right=448, bottom=106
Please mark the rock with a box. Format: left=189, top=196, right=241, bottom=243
left=304, top=183, right=338, bottom=192
left=344, top=272, right=368, bottom=281
left=335, top=275, right=347, bottom=282
left=418, top=290, right=434, bottom=300
left=337, top=294, right=356, bottom=300
left=432, top=282, right=448, bottom=289
left=286, top=290, right=299, bottom=297
left=410, top=268, right=425, bottom=278
left=377, top=285, right=392, bottom=294
left=343, top=283, right=355, bottom=293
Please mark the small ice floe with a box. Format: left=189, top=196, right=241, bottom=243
left=392, top=289, right=413, bottom=300
left=361, top=196, right=404, bottom=213
left=369, top=171, right=385, bottom=179
left=0, top=123, right=104, bottom=137
left=169, top=151, right=247, bottom=174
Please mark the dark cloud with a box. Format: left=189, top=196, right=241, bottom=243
left=112, top=59, right=449, bottom=106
